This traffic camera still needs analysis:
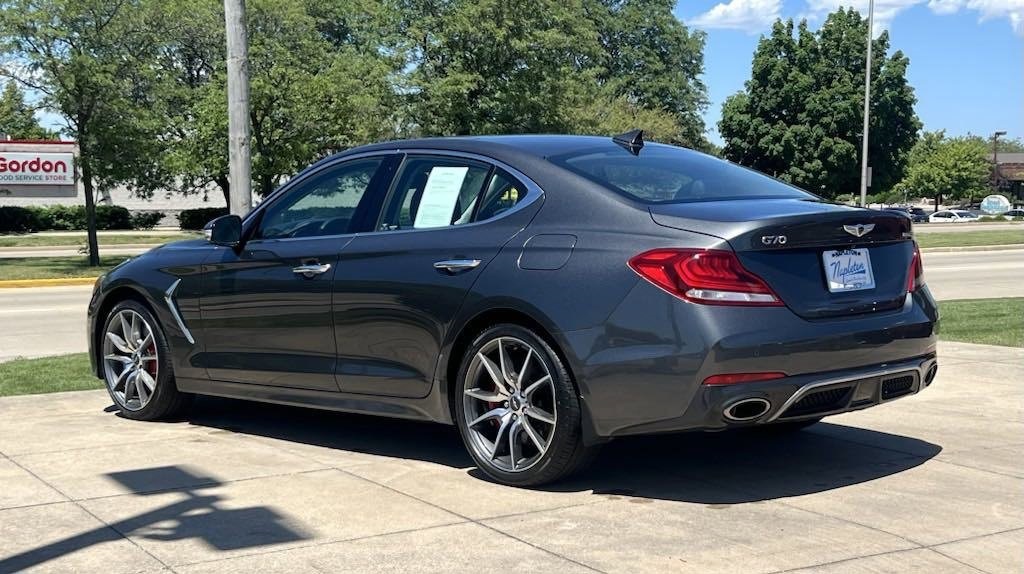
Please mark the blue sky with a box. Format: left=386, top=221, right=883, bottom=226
left=676, top=0, right=1024, bottom=144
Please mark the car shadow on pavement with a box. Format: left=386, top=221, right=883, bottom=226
left=0, top=466, right=308, bottom=574
left=183, top=396, right=941, bottom=505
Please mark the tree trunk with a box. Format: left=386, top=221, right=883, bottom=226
left=934, top=193, right=941, bottom=213
left=81, top=154, right=101, bottom=266
left=216, top=174, right=230, bottom=207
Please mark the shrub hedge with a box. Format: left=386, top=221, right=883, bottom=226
left=0, top=205, right=161, bottom=233
left=177, top=207, right=229, bottom=230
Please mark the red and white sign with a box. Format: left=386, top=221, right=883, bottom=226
left=0, top=152, right=75, bottom=185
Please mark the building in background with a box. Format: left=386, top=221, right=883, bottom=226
left=1, top=137, right=224, bottom=226
left=992, top=152, right=1024, bottom=206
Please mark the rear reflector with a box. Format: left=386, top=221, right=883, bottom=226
left=703, top=372, right=787, bottom=386
left=628, top=248, right=783, bottom=306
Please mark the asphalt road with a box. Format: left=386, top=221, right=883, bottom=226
left=913, top=222, right=1022, bottom=233
left=0, top=341, right=1020, bottom=573
left=922, top=249, right=1023, bottom=300
left=0, top=249, right=1019, bottom=362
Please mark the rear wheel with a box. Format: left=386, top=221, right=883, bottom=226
left=101, top=300, right=191, bottom=420
left=454, top=324, right=596, bottom=486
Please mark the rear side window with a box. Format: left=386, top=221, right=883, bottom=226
left=549, top=144, right=814, bottom=204
left=380, top=157, right=490, bottom=230
left=475, top=170, right=526, bottom=222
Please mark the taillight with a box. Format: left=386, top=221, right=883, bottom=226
left=628, top=248, right=783, bottom=306
left=703, top=372, right=787, bottom=386
left=907, top=242, right=924, bottom=293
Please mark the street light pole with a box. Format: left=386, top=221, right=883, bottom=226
left=859, top=0, right=875, bottom=208
left=224, top=0, right=252, bottom=216
left=992, top=130, right=1007, bottom=193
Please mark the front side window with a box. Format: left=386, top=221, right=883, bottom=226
left=549, top=144, right=815, bottom=204
left=257, top=158, right=383, bottom=239
left=380, top=157, right=490, bottom=230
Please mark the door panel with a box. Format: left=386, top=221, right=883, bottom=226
left=200, top=238, right=349, bottom=390
left=197, top=155, right=392, bottom=390
left=332, top=158, right=541, bottom=398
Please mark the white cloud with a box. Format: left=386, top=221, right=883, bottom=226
left=690, top=0, right=783, bottom=34
left=806, top=0, right=1024, bottom=36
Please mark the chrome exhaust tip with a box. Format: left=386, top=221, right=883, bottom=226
left=924, top=364, right=938, bottom=386
left=724, top=397, right=772, bottom=422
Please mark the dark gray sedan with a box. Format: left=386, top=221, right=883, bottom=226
left=87, top=133, right=938, bottom=486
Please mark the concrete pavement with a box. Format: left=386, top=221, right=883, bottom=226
left=0, top=340, right=1020, bottom=573
left=0, top=246, right=152, bottom=259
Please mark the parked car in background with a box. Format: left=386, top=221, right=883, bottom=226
left=882, top=206, right=928, bottom=223
left=1003, top=209, right=1024, bottom=219
left=929, top=210, right=979, bottom=223
left=86, top=133, right=938, bottom=486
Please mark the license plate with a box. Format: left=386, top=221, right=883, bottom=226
left=822, top=248, right=875, bottom=292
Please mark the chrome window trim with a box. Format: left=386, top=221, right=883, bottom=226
left=241, top=148, right=543, bottom=239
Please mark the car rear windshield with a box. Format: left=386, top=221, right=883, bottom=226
left=548, top=144, right=815, bottom=204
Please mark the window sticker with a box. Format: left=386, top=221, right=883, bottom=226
left=413, top=166, right=469, bottom=228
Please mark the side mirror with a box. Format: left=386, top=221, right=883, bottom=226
left=204, top=214, right=243, bottom=248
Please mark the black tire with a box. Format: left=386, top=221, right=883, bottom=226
left=100, top=299, right=192, bottom=421
left=454, top=324, right=598, bottom=486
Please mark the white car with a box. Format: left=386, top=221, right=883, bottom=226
left=929, top=210, right=979, bottom=223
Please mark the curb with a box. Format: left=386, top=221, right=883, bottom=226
left=920, top=244, right=1024, bottom=253
left=0, top=277, right=98, bottom=289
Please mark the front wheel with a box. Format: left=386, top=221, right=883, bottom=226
left=454, top=324, right=597, bottom=486
left=100, top=300, right=191, bottom=420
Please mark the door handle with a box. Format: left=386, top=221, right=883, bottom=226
left=434, top=259, right=481, bottom=274
left=292, top=263, right=332, bottom=278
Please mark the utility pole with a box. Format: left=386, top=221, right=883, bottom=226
left=992, top=130, right=1007, bottom=193
left=859, top=0, right=875, bottom=208
left=224, top=0, right=252, bottom=215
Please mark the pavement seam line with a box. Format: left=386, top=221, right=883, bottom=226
left=184, top=423, right=606, bottom=568
left=930, top=454, right=1024, bottom=480
left=329, top=465, right=610, bottom=574
left=924, top=547, right=994, bottom=574
left=170, top=519, right=471, bottom=569
left=1, top=455, right=173, bottom=572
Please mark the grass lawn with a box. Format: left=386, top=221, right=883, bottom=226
left=915, top=229, right=1024, bottom=249
left=939, top=298, right=1023, bottom=348
left=0, top=353, right=101, bottom=397
left=0, top=255, right=129, bottom=281
left=0, top=232, right=197, bottom=248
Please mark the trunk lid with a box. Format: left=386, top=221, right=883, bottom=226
left=650, top=199, right=914, bottom=319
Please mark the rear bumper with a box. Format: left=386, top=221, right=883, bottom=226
left=701, top=354, right=936, bottom=428
left=561, top=280, right=939, bottom=439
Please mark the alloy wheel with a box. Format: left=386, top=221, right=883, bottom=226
left=102, top=309, right=159, bottom=411
left=462, top=336, right=557, bottom=472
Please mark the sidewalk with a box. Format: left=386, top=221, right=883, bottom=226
left=0, top=341, right=1020, bottom=573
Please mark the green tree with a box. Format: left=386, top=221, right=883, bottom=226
left=719, top=9, right=919, bottom=198
left=899, top=131, right=990, bottom=210
left=397, top=0, right=707, bottom=144
left=0, top=0, right=166, bottom=265
left=0, top=81, right=54, bottom=139
left=155, top=0, right=400, bottom=202
left=593, top=0, right=708, bottom=147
